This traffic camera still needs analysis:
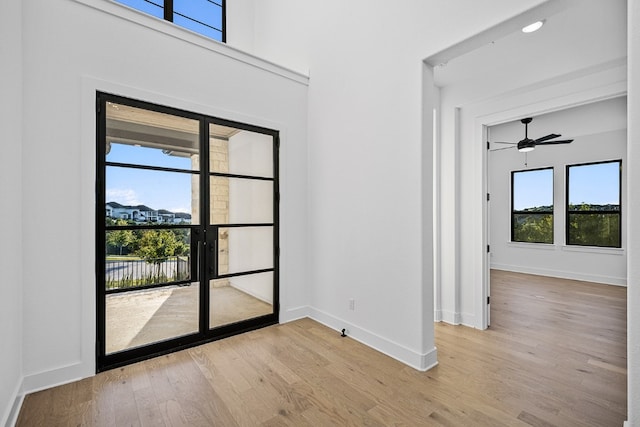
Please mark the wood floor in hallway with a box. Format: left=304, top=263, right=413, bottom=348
left=17, top=270, right=627, bottom=426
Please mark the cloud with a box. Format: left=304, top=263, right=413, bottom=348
left=168, top=206, right=191, bottom=214
left=106, top=188, right=140, bottom=205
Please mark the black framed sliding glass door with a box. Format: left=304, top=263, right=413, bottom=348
left=96, top=93, right=279, bottom=371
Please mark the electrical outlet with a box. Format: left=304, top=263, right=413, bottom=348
left=349, top=298, right=355, bottom=310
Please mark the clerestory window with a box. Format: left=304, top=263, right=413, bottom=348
left=115, top=0, right=225, bottom=42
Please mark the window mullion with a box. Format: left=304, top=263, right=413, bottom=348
left=164, top=0, right=173, bottom=22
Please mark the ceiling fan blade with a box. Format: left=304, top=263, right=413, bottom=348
left=534, top=133, right=561, bottom=143
left=489, top=146, right=516, bottom=152
left=535, top=139, right=573, bottom=145
left=492, top=141, right=517, bottom=145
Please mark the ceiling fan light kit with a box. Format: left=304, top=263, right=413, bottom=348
left=517, top=141, right=535, bottom=152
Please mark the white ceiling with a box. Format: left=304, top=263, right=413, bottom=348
left=432, top=0, right=627, bottom=89
left=488, top=95, right=627, bottom=147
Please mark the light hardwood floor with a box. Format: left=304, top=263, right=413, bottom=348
left=17, top=270, right=627, bottom=426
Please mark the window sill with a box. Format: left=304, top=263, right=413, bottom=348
left=506, top=242, right=556, bottom=250
left=561, top=245, right=625, bottom=255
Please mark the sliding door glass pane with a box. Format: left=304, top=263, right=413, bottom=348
left=105, top=228, right=191, bottom=290
left=219, top=227, right=273, bottom=275
left=106, top=282, right=199, bottom=354
left=210, top=125, right=273, bottom=177
left=106, top=167, right=198, bottom=225
left=209, top=272, right=274, bottom=328
left=209, top=177, right=273, bottom=225
left=106, top=102, right=199, bottom=170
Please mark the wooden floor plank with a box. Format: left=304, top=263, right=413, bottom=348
left=16, top=270, right=627, bottom=426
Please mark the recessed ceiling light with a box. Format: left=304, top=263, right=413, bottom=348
left=522, top=20, right=544, bottom=33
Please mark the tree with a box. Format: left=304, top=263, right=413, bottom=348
left=135, top=229, right=189, bottom=276
left=106, top=220, right=135, bottom=255
left=513, top=213, right=553, bottom=243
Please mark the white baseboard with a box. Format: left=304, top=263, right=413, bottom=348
left=491, top=263, right=627, bottom=287
left=280, top=305, right=311, bottom=323
left=21, top=362, right=92, bottom=396
left=306, top=306, right=438, bottom=371
left=2, top=378, right=24, bottom=427
left=439, top=310, right=461, bottom=325
left=437, top=310, right=477, bottom=329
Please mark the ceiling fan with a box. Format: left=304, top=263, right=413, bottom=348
left=491, top=117, right=573, bottom=152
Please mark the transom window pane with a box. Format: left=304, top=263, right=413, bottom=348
left=114, top=0, right=224, bottom=42
left=115, top=0, right=163, bottom=19
left=174, top=0, right=223, bottom=40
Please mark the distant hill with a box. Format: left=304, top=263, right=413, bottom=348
left=516, top=204, right=619, bottom=213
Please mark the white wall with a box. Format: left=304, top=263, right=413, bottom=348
left=17, top=0, right=308, bottom=396
left=627, top=0, right=640, bottom=424
left=489, top=97, right=627, bottom=286
left=0, top=1, right=24, bottom=425
left=237, top=0, right=546, bottom=370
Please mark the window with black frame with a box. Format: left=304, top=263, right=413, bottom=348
left=114, top=0, right=225, bottom=41
left=511, top=167, right=554, bottom=244
left=566, top=160, right=621, bottom=248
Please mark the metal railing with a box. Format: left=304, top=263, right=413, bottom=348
left=106, top=256, right=190, bottom=291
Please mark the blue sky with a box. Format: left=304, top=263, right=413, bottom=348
left=513, top=169, right=553, bottom=210
left=569, top=161, right=620, bottom=205
left=513, top=162, right=620, bottom=210
left=107, top=144, right=195, bottom=214
left=115, top=0, right=223, bottom=41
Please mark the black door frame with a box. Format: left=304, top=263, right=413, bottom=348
left=96, top=92, right=279, bottom=372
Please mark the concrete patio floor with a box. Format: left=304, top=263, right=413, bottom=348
left=106, top=284, right=272, bottom=354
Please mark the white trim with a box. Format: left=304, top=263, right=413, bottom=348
left=561, top=245, right=625, bottom=255
left=459, top=312, right=477, bottom=328
left=491, top=264, right=627, bottom=287
left=2, top=378, right=23, bottom=427
left=466, top=62, right=628, bottom=330
left=70, top=0, right=309, bottom=85
left=21, top=362, right=86, bottom=395
left=280, top=305, right=311, bottom=323
left=439, top=310, right=461, bottom=325
left=506, top=241, right=556, bottom=250
left=307, top=308, right=438, bottom=371
left=285, top=307, right=438, bottom=371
